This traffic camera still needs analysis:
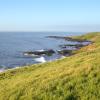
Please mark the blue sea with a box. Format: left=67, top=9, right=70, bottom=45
left=0, top=32, right=86, bottom=70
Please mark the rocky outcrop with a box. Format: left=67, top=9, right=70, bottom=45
left=57, top=50, right=72, bottom=56
left=59, top=44, right=84, bottom=49
left=23, top=36, right=92, bottom=58
left=46, top=36, right=91, bottom=42
left=23, top=49, right=55, bottom=56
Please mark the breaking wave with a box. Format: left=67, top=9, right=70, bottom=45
left=34, top=56, right=46, bottom=63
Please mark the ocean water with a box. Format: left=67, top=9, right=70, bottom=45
left=0, top=32, right=86, bottom=70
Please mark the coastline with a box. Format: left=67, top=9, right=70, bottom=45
left=0, top=32, right=100, bottom=100
left=0, top=32, right=92, bottom=73
left=0, top=55, right=66, bottom=73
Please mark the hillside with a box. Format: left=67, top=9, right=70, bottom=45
left=0, top=32, right=100, bottom=100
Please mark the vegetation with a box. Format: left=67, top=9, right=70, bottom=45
left=0, top=32, right=100, bottom=100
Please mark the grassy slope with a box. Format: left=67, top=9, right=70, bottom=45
left=0, top=32, right=100, bottom=100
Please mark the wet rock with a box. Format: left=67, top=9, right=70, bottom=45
left=57, top=50, right=72, bottom=56
left=23, top=49, right=55, bottom=56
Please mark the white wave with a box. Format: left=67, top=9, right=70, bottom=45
left=37, top=49, right=45, bottom=52
left=34, top=56, right=46, bottom=63
left=23, top=53, right=38, bottom=57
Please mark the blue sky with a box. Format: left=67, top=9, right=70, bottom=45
left=0, top=0, right=100, bottom=32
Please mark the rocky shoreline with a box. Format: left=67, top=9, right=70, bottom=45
left=23, top=36, right=92, bottom=59
left=0, top=35, right=92, bottom=72
left=46, top=36, right=91, bottom=42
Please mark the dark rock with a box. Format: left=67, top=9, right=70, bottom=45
left=23, top=49, right=55, bottom=56
left=46, top=36, right=90, bottom=42
left=57, top=50, right=72, bottom=55
left=59, top=44, right=84, bottom=49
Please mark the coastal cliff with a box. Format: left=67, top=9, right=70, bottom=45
left=0, top=32, right=100, bottom=100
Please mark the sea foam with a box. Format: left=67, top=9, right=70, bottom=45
left=34, top=56, right=46, bottom=63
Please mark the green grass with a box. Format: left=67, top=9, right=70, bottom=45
left=0, top=32, right=100, bottom=100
